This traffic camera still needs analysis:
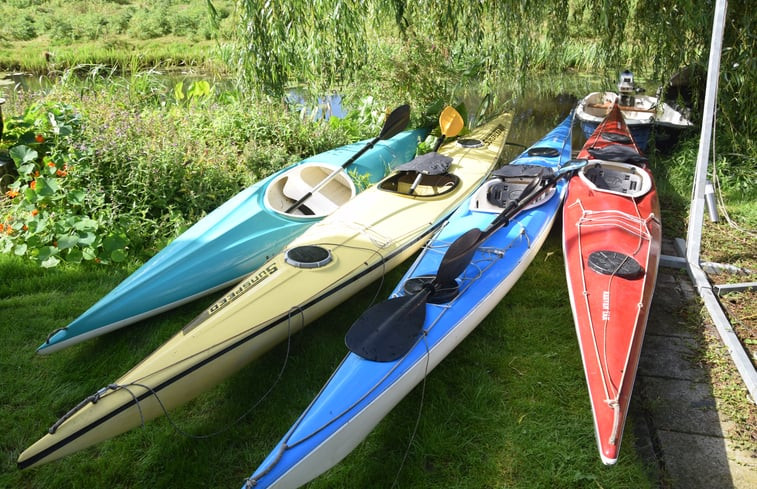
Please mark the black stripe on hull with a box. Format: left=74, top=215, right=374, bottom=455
left=18, top=220, right=444, bottom=469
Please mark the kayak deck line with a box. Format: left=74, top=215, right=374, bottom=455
left=36, top=126, right=427, bottom=355
left=571, top=200, right=659, bottom=446
left=241, top=115, right=568, bottom=488
left=17, top=222, right=442, bottom=471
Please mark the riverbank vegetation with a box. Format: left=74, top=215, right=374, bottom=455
left=0, top=1, right=754, bottom=488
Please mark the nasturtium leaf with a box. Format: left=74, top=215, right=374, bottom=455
left=77, top=231, right=96, bottom=246
left=68, top=190, right=86, bottom=204
left=24, top=187, right=38, bottom=203
left=57, top=235, right=79, bottom=250
left=65, top=247, right=83, bottom=263
left=40, top=255, right=61, bottom=268
left=110, top=249, right=127, bottom=262
left=18, top=163, right=36, bottom=175
left=103, top=234, right=128, bottom=252
left=82, top=247, right=97, bottom=261
left=10, top=145, right=38, bottom=166
left=74, top=218, right=98, bottom=231
left=36, top=245, right=58, bottom=261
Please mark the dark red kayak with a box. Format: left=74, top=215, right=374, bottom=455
left=562, top=102, right=662, bottom=464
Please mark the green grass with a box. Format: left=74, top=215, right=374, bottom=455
left=0, top=233, right=654, bottom=489
left=0, top=1, right=237, bottom=73
left=0, top=66, right=752, bottom=489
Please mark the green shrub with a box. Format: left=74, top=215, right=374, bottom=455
left=127, top=8, right=171, bottom=40
left=5, top=14, right=37, bottom=41
left=0, top=101, right=130, bottom=267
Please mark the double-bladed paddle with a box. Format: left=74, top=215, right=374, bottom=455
left=285, top=104, right=412, bottom=214
left=345, top=159, right=588, bottom=362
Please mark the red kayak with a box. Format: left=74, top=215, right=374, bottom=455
left=562, top=102, right=662, bottom=465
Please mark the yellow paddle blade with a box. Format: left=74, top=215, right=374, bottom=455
left=439, top=106, right=464, bottom=138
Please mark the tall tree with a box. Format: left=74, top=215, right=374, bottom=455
left=219, top=0, right=754, bottom=144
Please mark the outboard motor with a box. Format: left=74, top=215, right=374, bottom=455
left=617, top=70, right=636, bottom=107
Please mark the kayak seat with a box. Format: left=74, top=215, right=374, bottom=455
left=263, top=163, right=356, bottom=217
left=486, top=180, right=532, bottom=208
left=379, top=172, right=459, bottom=197
left=582, top=162, right=652, bottom=198
left=470, top=166, right=555, bottom=213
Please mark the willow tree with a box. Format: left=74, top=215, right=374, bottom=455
left=215, top=0, right=753, bottom=142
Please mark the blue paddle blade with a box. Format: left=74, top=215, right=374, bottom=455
left=345, top=290, right=429, bottom=362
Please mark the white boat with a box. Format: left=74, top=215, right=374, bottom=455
left=576, top=70, right=694, bottom=150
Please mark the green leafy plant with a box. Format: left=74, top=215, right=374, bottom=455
left=0, top=102, right=130, bottom=267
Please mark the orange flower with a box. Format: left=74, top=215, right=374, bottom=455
left=47, top=161, right=56, bottom=168
left=5, top=189, right=19, bottom=198
left=30, top=180, right=37, bottom=190
left=35, top=134, right=45, bottom=143
left=0, top=223, right=4, bottom=233
left=31, top=209, right=39, bottom=216
left=56, top=170, right=67, bottom=177
left=22, top=225, right=28, bottom=231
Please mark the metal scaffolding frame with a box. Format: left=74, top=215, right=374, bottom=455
left=660, top=0, right=757, bottom=404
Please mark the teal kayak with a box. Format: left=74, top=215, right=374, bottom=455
left=243, top=114, right=574, bottom=489
left=38, top=112, right=426, bottom=354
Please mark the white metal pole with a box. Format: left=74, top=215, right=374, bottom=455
left=682, top=0, right=757, bottom=403
left=686, top=0, right=727, bottom=262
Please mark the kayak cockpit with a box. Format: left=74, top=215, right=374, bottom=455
left=579, top=160, right=652, bottom=198
left=471, top=164, right=556, bottom=213
left=265, top=162, right=357, bottom=217
left=378, top=152, right=459, bottom=197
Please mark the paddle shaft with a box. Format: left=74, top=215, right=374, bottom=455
left=285, top=104, right=411, bottom=214
left=284, top=137, right=380, bottom=213
left=434, top=160, right=587, bottom=288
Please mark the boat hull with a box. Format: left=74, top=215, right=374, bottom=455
left=38, top=129, right=427, bottom=354
left=563, top=103, right=662, bottom=464
left=576, top=91, right=693, bottom=151
left=18, top=113, right=512, bottom=470
left=245, top=115, right=574, bottom=488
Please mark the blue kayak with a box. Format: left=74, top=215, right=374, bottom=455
left=243, top=114, right=574, bottom=489
left=38, top=126, right=426, bottom=354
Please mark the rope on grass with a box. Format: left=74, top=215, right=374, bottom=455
left=48, top=306, right=303, bottom=440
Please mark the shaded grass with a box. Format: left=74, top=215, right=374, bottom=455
left=1, top=79, right=660, bottom=488
left=0, top=232, right=654, bottom=489
left=3, top=76, right=752, bottom=488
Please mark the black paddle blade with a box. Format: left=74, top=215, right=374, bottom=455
left=436, top=228, right=483, bottom=287
left=345, top=291, right=429, bottom=362
left=378, top=104, right=411, bottom=140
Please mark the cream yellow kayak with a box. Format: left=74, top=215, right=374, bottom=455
left=18, top=111, right=512, bottom=470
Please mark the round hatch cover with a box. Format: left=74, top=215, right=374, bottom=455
left=527, top=146, right=560, bottom=157
left=457, top=138, right=484, bottom=148
left=587, top=250, right=643, bottom=278
left=285, top=245, right=332, bottom=268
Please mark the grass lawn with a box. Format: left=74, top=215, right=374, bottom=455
left=0, top=230, right=655, bottom=488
